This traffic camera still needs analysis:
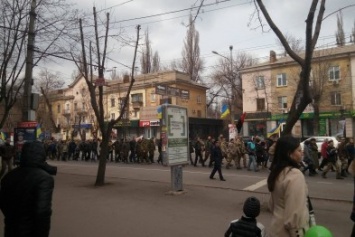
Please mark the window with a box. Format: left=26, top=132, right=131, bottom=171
left=57, top=104, right=61, bottom=113
left=111, top=113, right=115, bottom=120
left=65, top=104, right=70, bottom=113
left=131, top=93, right=143, bottom=102
left=74, top=103, right=77, bottom=111
left=111, top=98, right=115, bottom=107
left=82, top=116, right=86, bottom=123
left=255, top=76, right=265, bottom=89
left=256, top=98, right=265, bottom=111
left=330, top=92, right=341, bottom=105
left=276, top=73, right=287, bottom=87
left=160, top=97, right=171, bottom=105
left=197, top=95, right=202, bottom=104
left=278, top=96, right=287, bottom=109
left=82, top=102, right=86, bottom=111
left=150, top=91, right=156, bottom=102
left=328, top=66, right=340, bottom=81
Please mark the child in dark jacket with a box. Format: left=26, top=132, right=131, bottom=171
left=224, top=196, right=266, bottom=237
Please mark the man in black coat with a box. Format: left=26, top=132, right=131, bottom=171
left=209, top=140, right=226, bottom=181
left=0, top=141, right=57, bottom=237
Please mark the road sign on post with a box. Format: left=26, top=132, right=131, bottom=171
left=95, top=77, right=105, bottom=86
left=160, top=104, right=189, bottom=192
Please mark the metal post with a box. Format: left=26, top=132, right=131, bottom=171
left=171, top=165, right=183, bottom=192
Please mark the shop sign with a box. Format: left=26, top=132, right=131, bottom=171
left=150, top=120, right=160, bottom=126
left=139, top=120, right=150, bottom=127
left=17, top=121, right=37, bottom=128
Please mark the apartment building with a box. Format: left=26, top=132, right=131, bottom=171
left=38, top=70, right=221, bottom=140
left=240, top=44, right=355, bottom=139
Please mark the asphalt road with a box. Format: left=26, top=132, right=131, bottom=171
left=0, top=160, right=353, bottom=236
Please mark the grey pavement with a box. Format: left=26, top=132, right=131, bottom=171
left=0, top=160, right=353, bottom=236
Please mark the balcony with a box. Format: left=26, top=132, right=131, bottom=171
left=132, top=101, right=143, bottom=109
left=76, top=108, right=88, bottom=115
left=62, top=109, right=71, bottom=116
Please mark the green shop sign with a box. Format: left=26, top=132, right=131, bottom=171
left=271, top=110, right=355, bottom=120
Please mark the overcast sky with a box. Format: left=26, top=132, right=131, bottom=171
left=42, top=0, right=355, bottom=84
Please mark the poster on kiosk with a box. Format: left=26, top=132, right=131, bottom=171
left=161, top=105, right=189, bottom=166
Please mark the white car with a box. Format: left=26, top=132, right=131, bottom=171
left=300, top=136, right=339, bottom=153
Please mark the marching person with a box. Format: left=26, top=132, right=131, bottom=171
left=322, top=140, right=343, bottom=179
left=209, top=140, right=226, bottom=181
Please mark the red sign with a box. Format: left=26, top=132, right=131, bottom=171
left=95, top=77, right=105, bottom=86
left=139, top=121, right=150, bottom=127
left=17, top=121, right=37, bottom=128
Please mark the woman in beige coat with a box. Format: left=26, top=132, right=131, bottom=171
left=267, top=135, right=310, bottom=236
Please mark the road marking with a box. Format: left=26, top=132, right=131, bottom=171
left=243, top=179, right=267, bottom=191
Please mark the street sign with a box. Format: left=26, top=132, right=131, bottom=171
left=95, top=77, right=105, bottom=86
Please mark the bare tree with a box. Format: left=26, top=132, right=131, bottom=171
left=211, top=51, right=255, bottom=121
left=335, top=11, right=345, bottom=46
left=35, top=69, right=65, bottom=133
left=75, top=7, right=140, bottom=186
left=277, top=34, right=304, bottom=56
left=351, top=20, right=355, bottom=44
left=181, top=14, right=204, bottom=82
left=252, top=0, right=326, bottom=135
left=140, top=29, right=152, bottom=74
left=140, top=29, right=160, bottom=74
left=0, top=0, right=77, bottom=129
left=151, top=51, right=161, bottom=73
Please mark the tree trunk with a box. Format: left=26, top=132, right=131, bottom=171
left=95, top=135, right=108, bottom=186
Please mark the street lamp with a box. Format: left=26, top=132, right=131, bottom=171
left=212, top=46, right=235, bottom=123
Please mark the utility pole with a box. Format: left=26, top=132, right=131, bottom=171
left=22, top=0, right=37, bottom=121
left=229, top=45, right=234, bottom=124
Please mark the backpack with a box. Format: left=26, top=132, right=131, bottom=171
left=247, top=142, right=255, bottom=151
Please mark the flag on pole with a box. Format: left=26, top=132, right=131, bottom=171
left=0, top=131, right=6, bottom=140
left=236, top=112, right=247, bottom=133
left=36, top=124, right=43, bottom=139
left=220, top=104, right=230, bottom=119
left=267, top=123, right=282, bottom=138
left=157, top=106, right=162, bottom=119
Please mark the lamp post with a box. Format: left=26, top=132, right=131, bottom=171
left=212, top=45, right=234, bottom=123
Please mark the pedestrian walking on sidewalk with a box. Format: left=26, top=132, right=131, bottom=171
left=209, top=140, right=226, bottom=181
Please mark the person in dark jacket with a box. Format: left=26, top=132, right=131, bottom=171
left=0, top=141, right=57, bottom=237
left=209, top=140, right=226, bottom=181
left=322, top=140, right=343, bottom=179
left=224, top=196, right=266, bottom=237
left=0, top=138, right=15, bottom=179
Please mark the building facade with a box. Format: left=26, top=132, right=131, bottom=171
left=39, top=70, right=221, bottom=140
left=241, top=44, right=355, bottom=139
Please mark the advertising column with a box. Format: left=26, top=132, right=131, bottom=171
left=160, top=105, right=189, bottom=192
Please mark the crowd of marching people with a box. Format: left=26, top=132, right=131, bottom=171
left=302, top=137, right=355, bottom=179
left=1, top=133, right=354, bottom=182
left=40, top=136, right=159, bottom=164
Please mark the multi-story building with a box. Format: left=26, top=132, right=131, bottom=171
left=39, top=70, right=222, bottom=140
left=241, top=44, right=355, bottom=139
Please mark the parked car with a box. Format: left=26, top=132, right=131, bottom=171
left=300, top=136, right=339, bottom=153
